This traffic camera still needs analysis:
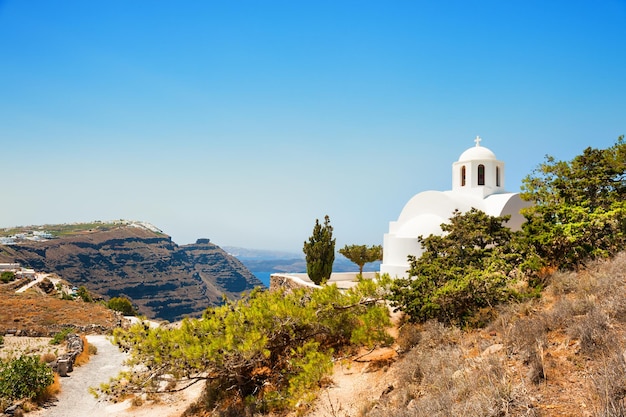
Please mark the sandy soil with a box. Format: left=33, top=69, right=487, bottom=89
left=0, top=336, right=59, bottom=360
left=298, top=347, right=398, bottom=417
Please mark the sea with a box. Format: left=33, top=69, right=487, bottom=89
left=252, top=271, right=272, bottom=287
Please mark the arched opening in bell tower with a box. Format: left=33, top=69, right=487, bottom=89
left=478, top=164, right=485, bottom=186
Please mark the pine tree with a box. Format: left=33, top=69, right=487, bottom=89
left=104, top=278, right=393, bottom=414
left=303, top=215, right=335, bottom=285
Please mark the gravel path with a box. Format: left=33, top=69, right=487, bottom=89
left=32, top=334, right=204, bottom=417
left=33, top=335, right=128, bottom=417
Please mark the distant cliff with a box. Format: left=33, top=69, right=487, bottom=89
left=0, top=223, right=263, bottom=322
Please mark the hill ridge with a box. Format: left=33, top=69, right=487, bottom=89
left=0, top=222, right=263, bottom=322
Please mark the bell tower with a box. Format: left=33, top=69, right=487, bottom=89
left=452, top=136, right=505, bottom=199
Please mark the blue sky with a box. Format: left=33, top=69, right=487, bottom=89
left=1, top=1, right=624, bottom=252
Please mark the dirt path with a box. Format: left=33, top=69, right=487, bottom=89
left=32, top=335, right=127, bottom=416
left=301, top=348, right=397, bottom=417
left=32, top=335, right=202, bottom=417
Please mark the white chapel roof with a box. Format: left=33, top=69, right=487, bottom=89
left=458, top=136, right=497, bottom=161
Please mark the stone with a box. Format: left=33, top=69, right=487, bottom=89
left=58, top=359, right=69, bottom=377
left=482, top=343, right=504, bottom=356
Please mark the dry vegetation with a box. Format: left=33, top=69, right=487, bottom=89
left=0, top=337, right=59, bottom=361
left=0, top=285, right=119, bottom=335
left=308, top=252, right=626, bottom=417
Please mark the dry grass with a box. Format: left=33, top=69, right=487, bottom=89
left=367, top=321, right=537, bottom=417
left=41, top=352, right=57, bottom=363
left=356, top=252, right=626, bottom=417
left=36, top=372, right=62, bottom=404
left=74, top=335, right=91, bottom=366
left=0, top=285, right=119, bottom=335
left=0, top=336, right=59, bottom=360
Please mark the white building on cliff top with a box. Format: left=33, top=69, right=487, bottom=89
left=380, top=137, right=530, bottom=278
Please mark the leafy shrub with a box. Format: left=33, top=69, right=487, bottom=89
left=0, top=271, right=15, bottom=283
left=37, top=372, right=61, bottom=404
left=0, top=355, right=54, bottom=402
left=107, top=296, right=137, bottom=315
left=49, top=328, right=73, bottom=345
left=390, top=209, right=540, bottom=326
left=76, top=286, right=93, bottom=302
left=520, top=136, right=626, bottom=269
left=339, top=244, right=382, bottom=276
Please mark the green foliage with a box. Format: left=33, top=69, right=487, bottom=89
left=50, top=328, right=73, bottom=345
left=107, top=296, right=137, bottom=315
left=107, top=277, right=392, bottom=414
left=0, top=271, right=15, bottom=283
left=339, top=244, right=383, bottom=276
left=0, top=355, right=54, bottom=402
left=390, top=208, right=539, bottom=326
left=303, top=215, right=336, bottom=285
left=521, top=136, right=626, bottom=269
left=285, top=341, right=333, bottom=407
left=76, top=286, right=93, bottom=302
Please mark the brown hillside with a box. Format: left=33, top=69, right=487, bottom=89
left=0, top=285, right=119, bottom=336
left=0, top=224, right=263, bottom=322
left=301, top=253, right=626, bottom=417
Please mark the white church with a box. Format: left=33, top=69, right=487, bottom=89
left=380, top=137, right=530, bottom=278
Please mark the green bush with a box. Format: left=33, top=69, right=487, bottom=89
left=107, top=296, right=137, bottom=315
left=50, top=328, right=73, bottom=345
left=0, top=271, right=15, bottom=283
left=0, top=355, right=54, bottom=402
left=76, top=286, right=93, bottom=302
left=390, top=208, right=539, bottom=326
left=521, top=136, right=626, bottom=269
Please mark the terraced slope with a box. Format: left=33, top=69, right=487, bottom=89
left=0, top=224, right=263, bottom=322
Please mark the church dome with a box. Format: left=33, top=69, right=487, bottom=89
left=458, top=136, right=496, bottom=161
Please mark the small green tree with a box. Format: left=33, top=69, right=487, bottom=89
left=303, top=215, right=335, bottom=285
left=107, top=296, right=137, bottom=316
left=339, top=244, right=383, bottom=276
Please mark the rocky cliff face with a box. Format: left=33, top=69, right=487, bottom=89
left=0, top=225, right=263, bottom=322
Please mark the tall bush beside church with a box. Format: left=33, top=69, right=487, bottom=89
left=389, top=208, right=536, bottom=326
left=520, top=135, right=626, bottom=269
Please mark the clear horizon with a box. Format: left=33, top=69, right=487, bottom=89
left=1, top=1, right=624, bottom=252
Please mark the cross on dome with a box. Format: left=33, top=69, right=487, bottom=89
left=474, top=135, right=482, bottom=147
